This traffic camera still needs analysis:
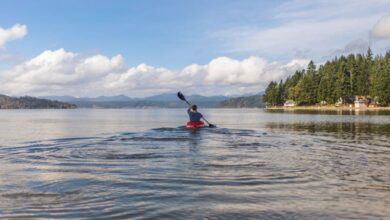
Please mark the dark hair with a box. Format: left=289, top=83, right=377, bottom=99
left=191, top=105, right=197, bottom=111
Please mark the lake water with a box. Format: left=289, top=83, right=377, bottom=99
left=0, top=109, right=389, bottom=219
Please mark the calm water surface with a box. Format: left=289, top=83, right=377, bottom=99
left=0, top=109, right=389, bottom=219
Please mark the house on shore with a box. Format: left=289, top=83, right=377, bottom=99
left=284, top=100, right=296, bottom=107
left=354, top=99, right=367, bottom=108
left=336, top=96, right=355, bottom=106
left=319, top=101, right=327, bottom=106
left=354, top=96, right=371, bottom=108
left=335, top=96, right=372, bottom=108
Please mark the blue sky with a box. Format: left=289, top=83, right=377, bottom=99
left=0, top=0, right=284, bottom=68
left=0, top=0, right=390, bottom=97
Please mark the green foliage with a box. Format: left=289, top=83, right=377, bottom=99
left=264, top=48, right=390, bottom=106
left=263, top=81, right=279, bottom=106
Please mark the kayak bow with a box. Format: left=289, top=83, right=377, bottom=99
left=186, top=121, right=205, bottom=128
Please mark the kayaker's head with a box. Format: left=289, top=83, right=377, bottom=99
left=191, top=105, right=198, bottom=112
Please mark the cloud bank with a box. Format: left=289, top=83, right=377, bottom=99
left=0, top=24, right=27, bottom=47
left=0, top=48, right=309, bottom=97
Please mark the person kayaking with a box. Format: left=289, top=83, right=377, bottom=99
left=177, top=91, right=216, bottom=128
left=187, top=105, right=205, bottom=128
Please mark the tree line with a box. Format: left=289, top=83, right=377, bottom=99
left=0, top=95, right=76, bottom=109
left=263, top=49, right=390, bottom=106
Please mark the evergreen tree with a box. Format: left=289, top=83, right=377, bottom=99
left=263, top=50, right=390, bottom=106
left=277, top=80, right=286, bottom=105
left=263, top=81, right=278, bottom=106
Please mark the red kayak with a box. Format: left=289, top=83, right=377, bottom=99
left=186, top=121, right=205, bottom=128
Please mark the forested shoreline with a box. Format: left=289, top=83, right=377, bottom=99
left=0, top=95, right=76, bottom=109
left=263, top=49, right=390, bottom=106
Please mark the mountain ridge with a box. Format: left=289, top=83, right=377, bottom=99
left=0, top=93, right=264, bottom=109
left=41, top=93, right=233, bottom=108
left=218, top=92, right=265, bottom=108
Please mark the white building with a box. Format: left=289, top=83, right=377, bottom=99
left=354, top=100, right=367, bottom=108
left=284, top=100, right=296, bottom=107
left=354, top=96, right=367, bottom=108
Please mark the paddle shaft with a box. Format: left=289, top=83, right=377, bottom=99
left=201, top=117, right=212, bottom=126
left=184, top=100, right=191, bottom=106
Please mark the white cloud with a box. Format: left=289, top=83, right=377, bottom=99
left=216, top=17, right=376, bottom=59
left=0, top=24, right=27, bottom=47
left=101, top=56, right=309, bottom=96
left=212, top=0, right=390, bottom=60
left=0, top=48, right=309, bottom=97
left=275, top=0, right=389, bottom=20
left=75, top=54, right=125, bottom=80
left=0, top=48, right=124, bottom=95
left=205, top=57, right=286, bottom=85
left=371, top=15, right=390, bottom=39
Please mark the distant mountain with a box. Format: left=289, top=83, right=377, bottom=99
left=143, top=93, right=229, bottom=102
left=185, top=94, right=230, bottom=102
left=40, top=95, right=77, bottom=102
left=41, top=95, right=134, bottom=102
left=42, top=93, right=231, bottom=108
left=218, top=92, right=264, bottom=108
left=40, top=93, right=266, bottom=108
left=143, top=93, right=178, bottom=102
left=0, top=95, right=76, bottom=109
left=83, top=95, right=135, bottom=102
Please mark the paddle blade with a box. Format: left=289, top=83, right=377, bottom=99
left=177, top=92, right=186, bottom=101
left=209, top=124, right=216, bottom=128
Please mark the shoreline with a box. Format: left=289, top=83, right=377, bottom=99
left=266, top=106, right=390, bottom=111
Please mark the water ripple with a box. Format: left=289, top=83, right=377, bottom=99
left=0, top=126, right=389, bottom=219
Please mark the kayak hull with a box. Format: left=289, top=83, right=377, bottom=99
left=186, top=121, right=205, bottom=128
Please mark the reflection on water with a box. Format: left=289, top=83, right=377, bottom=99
left=266, top=122, right=390, bottom=137
left=0, top=109, right=389, bottom=219
left=266, top=108, right=390, bottom=115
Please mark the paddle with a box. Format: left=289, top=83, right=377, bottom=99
left=177, top=92, right=216, bottom=128
left=177, top=92, right=191, bottom=106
